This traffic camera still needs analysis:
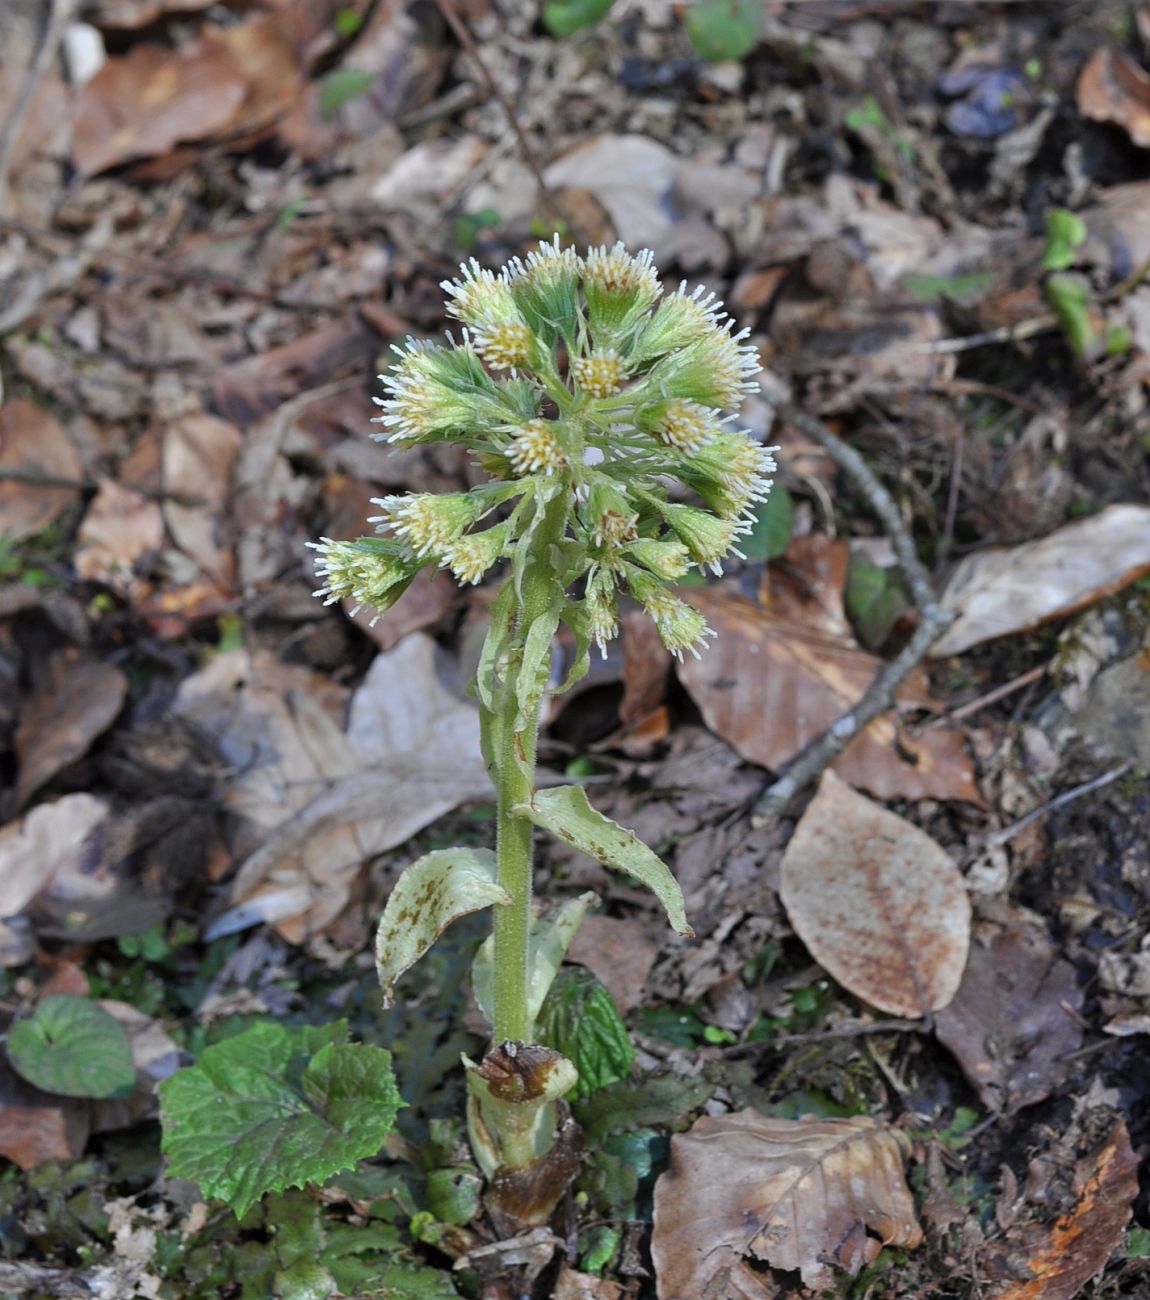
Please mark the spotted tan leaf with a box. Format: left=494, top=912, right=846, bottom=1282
left=779, top=771, right=970, bottom=1017
left=652, top=1110, right=923, bottom=1296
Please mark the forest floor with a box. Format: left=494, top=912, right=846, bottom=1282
left=1, top=0, right=1150, bottom=1296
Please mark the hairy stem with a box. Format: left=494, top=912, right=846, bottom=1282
left=490, top=489, right=569, bottom=1046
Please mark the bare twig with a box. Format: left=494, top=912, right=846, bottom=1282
left=918, top=315, right=1058, bottom=356
left=925, top=663, right=1047, bottom=727
left=0, top=0, right=71, bottom=218
left=981, top=761, right=1131, bottom=851
left=754, top=404, right=954, bottom=818
left=723, top=1017, right=925, bottom=1057
left=431, top=0, right=561, bottom=226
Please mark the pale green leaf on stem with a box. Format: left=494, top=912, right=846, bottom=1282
left=157, top=1021, right=404, bottom=1218
left=472, top=889, right=599, bottom=1028
left=514, top=786, right=693, bottom=937
left=375, top=847, right=509, bottom=1006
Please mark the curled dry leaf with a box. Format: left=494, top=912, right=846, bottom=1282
left=989, top=1119, right=1137, bottom=1300
left=0, top=400, right=83, bottom=542
left=935, top=908, right=1083, bottom=1113
left=161, top=413, right=242, bottom=589
left=1077, top=47, right=1150, bottom=149
left=74, top=479, right=165, bottom=595
left=779, top=771, right=971, bottom=1017
left=13, top=650, right=128, bottom=811
left=652, top=1110, right=923, bottom=1297
left=0, top=793, right=110, bottom=928
left=930, top=504, right=1150, bottom=658
left=678, top=538, right=981, bottom=803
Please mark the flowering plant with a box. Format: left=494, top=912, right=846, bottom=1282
left=314, top=241, right=772, bottom=1207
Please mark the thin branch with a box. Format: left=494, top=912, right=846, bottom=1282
left=981, top=761, right=1131, bottom=851
left=431, top=0, right=561, bottom=227
left=0, top=0, right=71, bottom=218
left=754, top=404, right=954, bottom=818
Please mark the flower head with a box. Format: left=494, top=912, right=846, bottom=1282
left=317, top=239, right=769, bottom=645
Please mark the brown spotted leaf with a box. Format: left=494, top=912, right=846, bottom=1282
left=990, top=1120, right=1137, bottom=1299
left=374, top=848, right=508, bottom=1006
left=779, top=771, right=970, bottom=1017
left=652, top=1110, right=923, bottom=1296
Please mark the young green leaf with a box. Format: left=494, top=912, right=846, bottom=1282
left=514, top=786, right=693, bottom=937
left=536, top=967, right=634, bottom=1099
left=157, top=1021, right=404, bottom=1218
left=1042, top=207, right=1087, bottom=271
left=845, top=550, right=909, bottom=650
left=740, top=483, right=793, bottom=563
left=542, top=0, right=613, bottom=38
left=471, top=890, right=599, bottom=1029
left=576, top=1071, right=714, bottom=1142
left=375, top=848, right=509, bottom=1006
left=7, top=996, right=136, bottom=1099
left=1046, top=271, right=1096, bottom=359
left=685, top=0, right=764, bottom=62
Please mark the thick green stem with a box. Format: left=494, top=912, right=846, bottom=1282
left=490, top=488, right=569, bottom=1046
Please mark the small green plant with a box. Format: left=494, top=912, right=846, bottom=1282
left=160, top=240, right=771, bottom=1226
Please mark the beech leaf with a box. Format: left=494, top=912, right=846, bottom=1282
left=157, top=1021, right=403, bottom=1218
left=779, top=771, right=971, bottom=1017
left=514, top=786, right=692, bottom=937
left=652, top=1110, right=923, bottom=1296
left=375, top=847, right=508, bottom=1007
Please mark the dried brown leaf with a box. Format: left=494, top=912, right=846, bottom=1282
left=73, top=41, right=247, bottom=176
left=652, top=1110, right=923, bottom=1296
left=0, top=400, right=83, bottom=542
left=162, top=413, right=241, bottom=588
left=935, top=908, right=1083, bottom=1113
left=74, top=479, right=165, bottom=595
left=175, top=634, right=490, bottom=942
left=779, top=771, right=971, bottom=1017
left=677, top=539, right=981, bottom=803
left=13, top=650, right=128, bottom=811
left=931, top=504, right=1150, bottom=658
left=0, top=794, right=109, bottom=922
left=990, top=1120, right=1137, bottom=1299
left=1077, top=48, right=1150, bottom=148
left=0, top=1055, right=90, bottom=1170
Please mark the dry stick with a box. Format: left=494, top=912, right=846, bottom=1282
left=754, top=404, right=954, bottom=819
left=0, top=0, right=71, bottom=218
left=980, top=761, right=1131, bottom=851
left=431, top=0, right=562, bottom=227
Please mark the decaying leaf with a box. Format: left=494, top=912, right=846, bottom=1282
left=13, top=650, right=128, bottom=811
left=989, top=1119, right=1137, bottom=1299
left=0, top=400, right=83, bottom=542
left=0, top=794, right=110, bottom=926
left=0, top=1054, right=90, bottom=1170
left=652, top=1110, right=923, bottom=1296
left=74, top=479, right=165, bottom=595
left=1077, top=48, right=1150, bottom=149
left=931, top=504, right=1150, bottom=658
left=779, top=771, right=971, bottom=1017
left=161, top=413, right=242, bottom=588
left=176, top=633, right=491, bottom=942
left=935, top=908, right=1083, bottom=1113
left=677, top=539, right=981, bottom=803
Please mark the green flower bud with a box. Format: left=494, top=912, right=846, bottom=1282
left=370, top=492, right=490, bottom=558
left=310, top=537, right=422, bottom=622
left=625, top=537, right=690, bottom=580
left=376, top=338, right=508, bottom=446
left=678, top=433, right=777, bottom=521
left=628, top=283, right=727, bottom=367
left=441, top=259, right=521, bottom=330
left=572, top=347, right=627, bottom=398
left=637, top=398, right=722, bottom=454
left=583, top=243, right=661, bottom=339
left=584, top=565, right=620, bottom=657
left=440, top=522, right=511, bottom=586
left=656, top=502, right=747, bottom=574
left=507, top=236, right=583, bottom=346
left=644, top=327, right=760, bottom=411
left=584, top=479, right=638, bottom=551
left=506, top=419, right=567, bottom=476
left=624, top=566, right=713, bottom=660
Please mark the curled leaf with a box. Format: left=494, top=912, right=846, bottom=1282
left=514, top=786, right=692, bottom=937
left=652, top=1110, right=923, bottom=1296
left=375, top=847, right=508, bottom=1006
